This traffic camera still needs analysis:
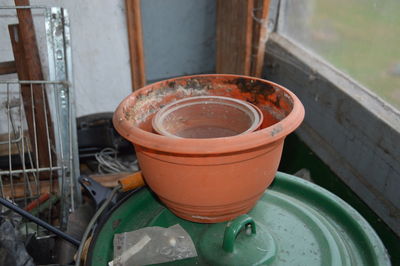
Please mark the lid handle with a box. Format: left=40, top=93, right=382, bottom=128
left=222, top=214, right=256, bottom=253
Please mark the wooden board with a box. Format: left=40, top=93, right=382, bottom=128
left=14, top=0, right=43, bottom=81
left=250, top=0, right=271, bottom=77
left=125, top=0, right=147, bottom=90
left=1, top=179, right=58, bottom=199
left=216, top=0, right=254, bottom=75
left=0, top=61, right=16, bottom=75
left=89, top=172, right=133, bottom=188
left=0, top=130, right=30, bottom=156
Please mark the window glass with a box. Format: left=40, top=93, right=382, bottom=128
left=279, top=0, right=400, bottom=109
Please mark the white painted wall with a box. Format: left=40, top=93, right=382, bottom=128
left=0, top=0, right=215, bottom=117
left=45, top=0, right=132, bottom=117
left=0, top=0, right=131, bottom=117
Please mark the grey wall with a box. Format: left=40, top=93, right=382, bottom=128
left=0, top=0, right=216, bottom=116
left=142, top=0, right=216, bottom=82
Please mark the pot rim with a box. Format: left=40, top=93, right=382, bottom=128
left=113, top=74, right=305, bottom=154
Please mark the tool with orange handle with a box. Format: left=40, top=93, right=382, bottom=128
left=76, top=171, right=145, bottom=265
left=79, top=171, right=145, bottom=210
left=24, top=192, right=50, bottom=211
left=118, top=171, right=145, bottom=192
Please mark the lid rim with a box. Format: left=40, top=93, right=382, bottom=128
left=87, top=172, right=390, bottom=266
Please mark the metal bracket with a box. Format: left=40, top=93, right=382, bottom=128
left=45, top=7, right=81, bottom=228
left=79, top=176, right=116, bottom=210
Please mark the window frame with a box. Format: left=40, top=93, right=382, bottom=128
left=264, top=1, right=400, bottom=237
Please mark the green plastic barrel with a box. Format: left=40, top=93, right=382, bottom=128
left=87, top=172, right=390, bottom=265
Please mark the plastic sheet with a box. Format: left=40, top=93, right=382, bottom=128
left=0, top=214, right=35, bottom=266
left=110, top=224, right=197, bottom=266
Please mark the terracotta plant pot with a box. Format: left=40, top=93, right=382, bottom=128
left=113, top=74, right=305, bottom=223
left=152, top=96, right=263, bottom=138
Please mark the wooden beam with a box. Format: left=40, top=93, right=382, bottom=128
left=14, top=1, right=44, bottom=81
left=216, top=0, right=254, bottom=75
left=89, top=172, right=133, bottom=188
left=2, top=179, right=58, bottom=199
left=0, top=61, right=17, bottom=75
left=125, top=0, right=146, bottom=90
left=250, top=0, right=271, bottom=77
left=0, top=130, right=30, bottom=156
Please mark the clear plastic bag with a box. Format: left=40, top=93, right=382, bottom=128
left=110, top=224, right=197, bottom=266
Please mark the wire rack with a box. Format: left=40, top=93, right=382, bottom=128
left=0, top=6, right=80, bottom=237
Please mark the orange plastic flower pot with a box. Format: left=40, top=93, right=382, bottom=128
left=113, top=74, right=305, bottom=223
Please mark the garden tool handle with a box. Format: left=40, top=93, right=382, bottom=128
left=118, top=171, right=145, bottom=192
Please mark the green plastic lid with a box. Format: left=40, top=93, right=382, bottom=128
left=88, top=172, right=390, bottom=265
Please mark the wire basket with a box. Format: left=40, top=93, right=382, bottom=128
left=0, top=6, right=80, bottom=238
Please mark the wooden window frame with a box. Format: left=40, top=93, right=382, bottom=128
left=263, top=31, right=400, bottom=236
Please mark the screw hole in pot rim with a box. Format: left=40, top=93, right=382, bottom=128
left=113, top=74, right=305, bottom=154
